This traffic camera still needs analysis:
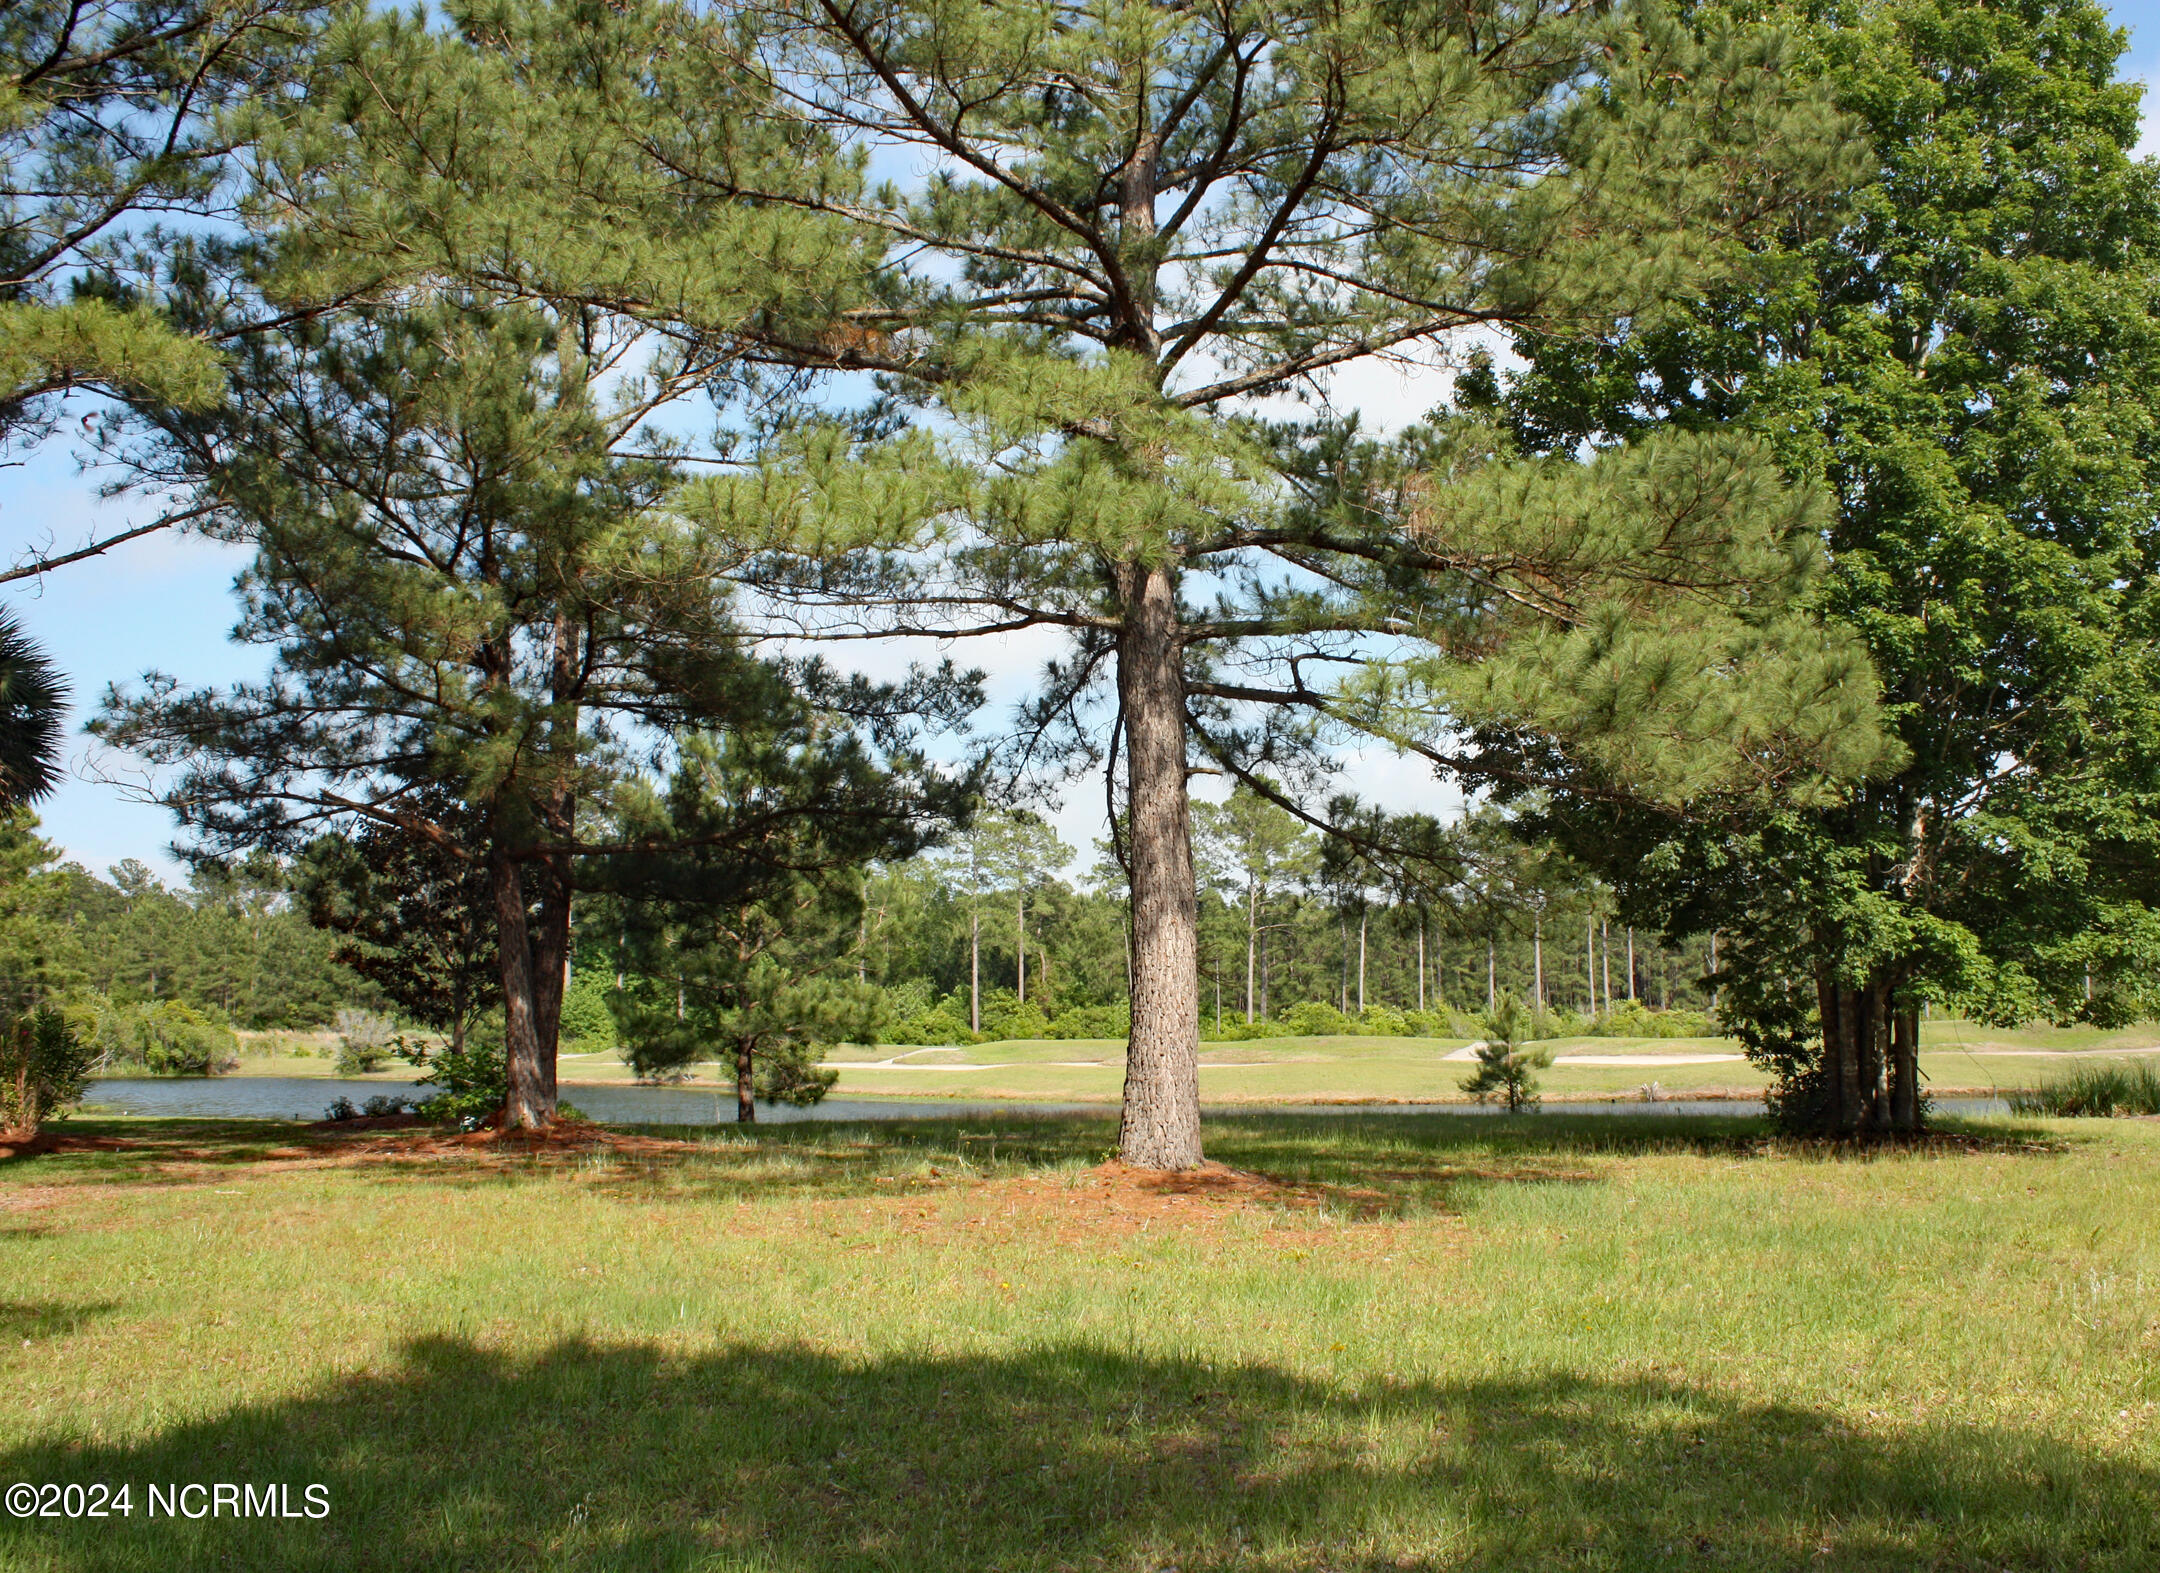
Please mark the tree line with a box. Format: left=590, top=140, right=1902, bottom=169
left=852, top=800, right=1720, bottom=1044
left=4, top=0, right=2156, bottom=1159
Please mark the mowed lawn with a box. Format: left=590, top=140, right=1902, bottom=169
left=4, top=1112, right=2158, bottom=1571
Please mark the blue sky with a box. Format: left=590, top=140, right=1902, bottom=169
left=7, top=0, right=2160, bottom=880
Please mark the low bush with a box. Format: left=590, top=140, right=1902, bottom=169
left=0, top=1007, right=96, bottom=1137
left=333, top=1009, right=399, bottom=1075
left=1281, top=1000, right=1354, bottom=1037
left=322, top=1093, right=414, bottom=1122
left=2006, top=1060, right=2160, bottom=1117
left=396, top=1024, right=507, bottom=1123
left=978, top=990, right=1051, bottom=1041
left=1584, top=1002, right=1718, bottom=1039
left=881, top=982, right=978, bottom=1046
left=1045, top=1002, right=1128, bottom=1039
left=69, top=996, right=240, bottom=1076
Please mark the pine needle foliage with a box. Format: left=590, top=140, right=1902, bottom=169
left=1460, top=989, right=1550, bottom=1111
left=239, top=0, right=1893, bottom=1165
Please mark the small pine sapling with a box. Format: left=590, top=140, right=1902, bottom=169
left=1460, top=991, right=1552, bottom=1113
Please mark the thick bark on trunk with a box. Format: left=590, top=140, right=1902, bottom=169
left=1890, top=1001, right=1921, bottom=1131
left=493, top=851, right=552, bottom=1130
left=1815, top=961, right=1920, bottom=1135
left=736, top=1037, right=756, bottom=1123
left=529, top=868, right=570, bottom=1102
left=970, top=907, right=980, bottom=1034
left=1115, top=561, right=1202, bottom=1170
left=1863, top=977, right=1892, bottom=1131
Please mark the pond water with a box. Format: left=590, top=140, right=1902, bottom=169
left=79, top=1078, right=2013, bottom=1124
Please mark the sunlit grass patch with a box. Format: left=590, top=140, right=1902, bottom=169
left=3, top=1113, right=2154, bottom=1571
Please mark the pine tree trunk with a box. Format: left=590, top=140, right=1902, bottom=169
left=1864, top=976, right=1893, bottom=1130
left=1418, top=916, right=1426, bottom=1012
left=1585, top=914, right=1595, bottom=1013
left=492, top=850, right=552, bottom=1130
left=1357, top=910, right=1367, bottom=1014
left=1115, top=561, right=1202, bottom=1170
left=736, top=1036, right=756, bottom=1122
left=970, top=906, right=980, bottom=1034
left=529, top=867, right=570, bottom=1111
left=1339, top=916, right=1349, bottom=1013
left=1533, top=915, right=1544, bottom=1009
left=1017, top=894, right=1026, bottom=1003
left=1244, top=880, right=1256, bottom=1024
left=1626, top=927, right=1636, bottom=1002
left=1601, top=919, right=1611, bottom=1013
left=1487, top=939, right=1495, bottom=1013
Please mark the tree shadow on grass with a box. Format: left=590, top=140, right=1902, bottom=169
left=10, top=1114, right=2075, bottom=1225
left=0, top=1300, right=113, bottom=1342
left=1, top=1336, right=2149, bottom=1572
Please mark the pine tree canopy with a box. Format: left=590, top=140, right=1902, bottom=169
left=2, top=0, right=320, bottom=436
left=226, top=0, right=1907, bottom=1164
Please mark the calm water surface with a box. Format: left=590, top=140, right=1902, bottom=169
left=81, top=1077, right=2012, bottom=1123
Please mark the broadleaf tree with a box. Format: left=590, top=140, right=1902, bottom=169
left=1478, top=0, right=2160, bottom=1131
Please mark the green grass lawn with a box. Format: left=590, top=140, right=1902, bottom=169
left=4, top=1111, right=2157, bottom=1570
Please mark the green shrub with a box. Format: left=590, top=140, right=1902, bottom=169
left=1585, top=1002, right=1717, bottom=1039
left=0, top=1007, right=96, bottom=1137
left=333, top=1008, right=398, bottom=1075
left=2006, top=1060, right=2160, bottom=1117
left=397, top=1021, right=507, bottom=1123
left=1281, top=1000, right=1353, bottom=1037
left=1526, top=1006, right=1583, bottom=1041
left=978, top=990, right=1051, bottom=1041
left=882, top=985, right=977, bottom=1046
left=127, top=1001, right=240, bottom=1075
left=558, top=970, right=618, bottom=1051
left=1046, top=1002, right=1129, bottom=1039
